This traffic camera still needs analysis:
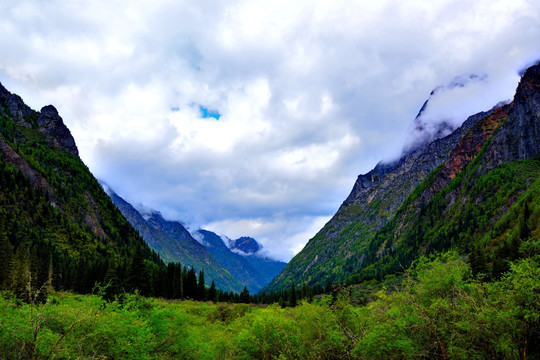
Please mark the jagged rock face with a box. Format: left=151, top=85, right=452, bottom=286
left=335, top=106, right=490, bottom=235
left=37, top=105, right=79, bottom=156
left=0, top=83, right=34, bottom=127
left=0, top=83, right=78, bottom=156
left=486, top=65, right=540, bottom=166
left=267, top=109, right=488, bottom=289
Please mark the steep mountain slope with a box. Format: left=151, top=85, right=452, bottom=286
left=194, top=230, right=286, bottom=293
left=265, top=64, right=540, bottom=292
left=0, top=82, right=163, bottom=295
left=104, top=187, right=244, bottom=292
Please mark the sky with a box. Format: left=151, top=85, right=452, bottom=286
left=1, top=0, right=540, bottom=262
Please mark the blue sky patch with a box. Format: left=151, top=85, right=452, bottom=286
left=199, top=105, right=221, bottom=120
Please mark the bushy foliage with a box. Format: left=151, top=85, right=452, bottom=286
left=1, top=250, right=538, bottom=359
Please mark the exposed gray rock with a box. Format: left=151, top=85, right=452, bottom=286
left=485, top=63, right=540, bottom=167
left=0, top=83, right=78, bottom=156
left=37, top=105, right=79, bottom=156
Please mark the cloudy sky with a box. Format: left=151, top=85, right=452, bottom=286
left=1, top=0, right=539, bottom=261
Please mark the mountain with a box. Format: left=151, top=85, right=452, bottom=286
left=229, top=236, right=261, bottom=254
left=0, top=82, right=164, bottom=297
left=193, top=230, right=286, bottom=293
left=265, top=63, right=540, bottom=292
left=226, top=236, right=288, bottom=285
left=103, top=186, right=245, bottom=293
left=104, top=185, right=286, bottom=293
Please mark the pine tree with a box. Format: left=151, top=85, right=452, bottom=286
left=197, top=270, right=206, bottom=301
left=239, top=286, right=250, bottom=303
left=127, top=245, right=151, bottom=295
left=184, top=268, right=198, bottom=299
left=208, top=280, right=217, bottom=303
left=173, top=263, right=183, bottom=299
left=164, top=263, right=175, bottom=299
left=289, top=282, right=297, bottom=307
left=73, top=256, right=88, bottom=294
left=103, top=261, right=121, bottom=301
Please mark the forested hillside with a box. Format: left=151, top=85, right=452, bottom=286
left=0, top=83, right=241, bottom=302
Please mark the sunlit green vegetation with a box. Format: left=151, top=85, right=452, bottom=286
left=1, top=246, right=538, bottom=359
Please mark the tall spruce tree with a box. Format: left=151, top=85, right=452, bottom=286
left=208, top=280, right=217, bottom=303
left=239, top=286, right=250, bottom=303
left=197, top=270, right=206, bottom=301
left=289, top=282, right=297, bottom=307
left=184, top=268, right=198, bottom=299
left=127, top=245, right=151, bottom=295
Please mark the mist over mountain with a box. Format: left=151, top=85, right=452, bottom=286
left=193, top=230, right=286, bottom=293
left=265, top=63, right=540, bottom=293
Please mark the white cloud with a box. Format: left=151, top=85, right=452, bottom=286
left=1, top=0, right=540, bottom=261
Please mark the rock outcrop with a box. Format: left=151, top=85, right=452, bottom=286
left=0, top=83, right=78, bottom=156
left=37, top=105, right=79, bottom=156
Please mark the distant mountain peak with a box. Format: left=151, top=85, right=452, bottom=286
left=194, top=229, right=286, bottom=293
left=229, top=236, right=262, bottom=255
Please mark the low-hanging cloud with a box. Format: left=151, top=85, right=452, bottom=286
left=1, top=0, right=540, bottom=261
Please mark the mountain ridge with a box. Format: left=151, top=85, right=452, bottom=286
left=194, top=229, right=286, bottom=293
left=265, top=63, right=540, bottom=292
left=103, top=184, right=245, bottom=292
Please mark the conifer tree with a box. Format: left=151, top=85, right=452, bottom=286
left=239, top=286, right=250, bottom=303
left=103, top=261, right=121, bottom=301
left=173, top=263, right=183, bottom=299
left=208, top=280, right=217, bottom=303
left=74, top=256, right=88, bottom=294
left=127, top=245, right=151, bottom=295
left=197, top=270, right=206, bottom=301
left=289, top=282, right=297, bottom=307
left=184, top=268, right=198, bottom=299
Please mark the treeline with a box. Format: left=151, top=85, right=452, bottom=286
left=0, top=226, right=327, bottom=306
